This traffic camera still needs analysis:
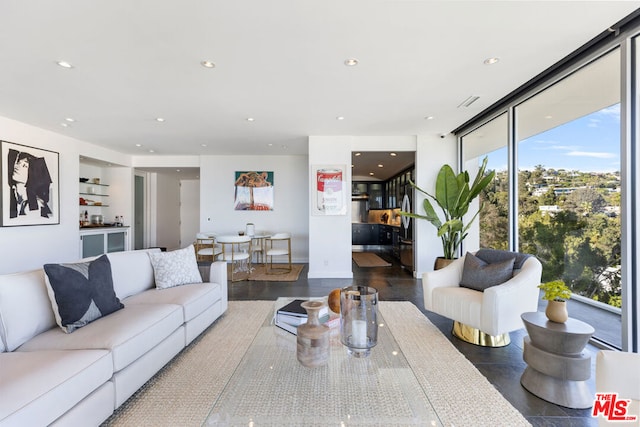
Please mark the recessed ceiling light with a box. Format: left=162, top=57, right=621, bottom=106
left=56, top=61, right=74, bottom=69
left=60, top=123, right=69, bottom=128
left=369, top=172, right=375, bottom=176
left=545, top=115, right=553, bottom=119
left=389, top=152, right=397, bottom=157
left=201, top=143, right=207, bottom=147
left=155, top=117, right=165, bottom=122
left=200, top=61, right=216, bottom=68
left=246, top=117, right=255, bottom=122
left=176, top=169, right=181, bottom=172
left=355, top=152, right=361, bottom=156
left=149, top=149, right=155, bottom=153
left=135, top=143, right=142, bottom=147
left=344, top=58, right=359, bottom=66
left=267, top=143, right=273, bottom=147
left=424, top=116, right=434, bottom=120
left=483, top=57, right=500, bottom=65
left=378, top=164, right=383, bottom=168
left=65, top=117, right=75, bottom=122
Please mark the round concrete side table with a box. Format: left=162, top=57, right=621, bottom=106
left=520, top=311, right=595, bottom=409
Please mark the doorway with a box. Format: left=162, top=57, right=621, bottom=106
left=350, top=151, right=415, bottom=270
left=134, top=174, right=145, bottom=249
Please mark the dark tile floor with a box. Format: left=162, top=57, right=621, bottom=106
left=228, top=250, right=600, bottom=426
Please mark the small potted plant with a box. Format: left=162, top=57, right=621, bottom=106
left=538, top=280, right=571, bottom=323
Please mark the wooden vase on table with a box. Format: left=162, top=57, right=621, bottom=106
left=297, top=301, right=330, bottom=368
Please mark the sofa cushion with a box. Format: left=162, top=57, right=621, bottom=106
left=148, top=245, right=203, bottom=289
left=124, top=282, right=222, bottom=323
left=0, top=349, right=112, bottom=426
left=17, top=304, right=183, bottom=372
left=0, top=269, right=56, bottom=352
left=107, top=248, right=160, bottom=300
left=460, top=252, right=515, bottom=291
left=44, top=255, right=124, bottom=333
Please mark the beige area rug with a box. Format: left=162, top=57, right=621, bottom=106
left=352, top=252, right=392, bottom=267
left=223, top=263, right=304, bottom=281
left=248, top=264, right=304, bottom=281
left=103, top=301, right=529, bottom=427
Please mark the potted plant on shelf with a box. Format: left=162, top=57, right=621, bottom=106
left=400, top=156, right=495, bottom=269
left=538, top=280, right=571, bottom=323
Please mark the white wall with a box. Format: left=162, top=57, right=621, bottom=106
left=199, top=155, right=309, bottom=263
left=0, top=116, right=132, bottom=274
left=413, top=135, right=457, bottom=276
left=308, top=136, right=353, bottom=278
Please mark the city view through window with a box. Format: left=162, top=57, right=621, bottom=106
left=479, top=104, right=621, bottom=308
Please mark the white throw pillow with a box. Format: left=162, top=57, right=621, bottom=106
left=148, top=245, right=203, bottom=289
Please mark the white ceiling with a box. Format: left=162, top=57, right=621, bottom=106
left=0, top=1, right=637, bottom=163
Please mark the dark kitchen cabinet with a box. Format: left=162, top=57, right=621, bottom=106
left=379, top=225, right=392, bottom=245
left=352, top=224, right=378, bottom=245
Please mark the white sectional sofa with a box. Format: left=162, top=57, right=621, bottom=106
left=0, top=248, right=228, bottom=427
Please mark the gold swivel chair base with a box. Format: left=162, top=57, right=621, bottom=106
left=452, top=321, right=511, bottom=347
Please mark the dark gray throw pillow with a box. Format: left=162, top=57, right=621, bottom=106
left=44, top=255, right=123, bottom=333
left=475, top=248, right=531, bottom=269
left=460, top=252, right=516, bottom=291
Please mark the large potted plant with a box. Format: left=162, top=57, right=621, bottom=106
left=401, top=157, right=495, bottom=268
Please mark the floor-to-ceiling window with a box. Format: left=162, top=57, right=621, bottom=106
left=462, top=113, right=509, bottom=251
left=459, top=28, right=640, bottom=350
left=516, top=48, right=622, bottom=347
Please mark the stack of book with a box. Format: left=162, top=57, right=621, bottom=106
left=275, top=299, right=339, bottom=335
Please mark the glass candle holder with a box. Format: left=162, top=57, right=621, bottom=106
left=340, top=286, right=378, bottom=357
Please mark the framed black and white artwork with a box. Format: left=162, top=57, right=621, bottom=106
left=1, top=140, right=60, bottom=226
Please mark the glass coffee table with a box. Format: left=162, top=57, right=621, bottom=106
left=204, top=299, right=442, bottom=426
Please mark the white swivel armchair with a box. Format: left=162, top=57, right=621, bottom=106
left=596, top=350, right=640, bottom=426
left=423, top=249, right=543, bottom=347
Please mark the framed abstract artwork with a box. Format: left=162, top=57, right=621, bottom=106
left=234, top=171, right=274, bottom=211
left=1, top=140, right=60, bottom=226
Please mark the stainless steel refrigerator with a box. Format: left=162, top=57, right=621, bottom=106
left=399, top=185, right=414, bottom=270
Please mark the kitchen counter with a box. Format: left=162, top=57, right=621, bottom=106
left=352, top=222, right=400, bottom=227
left=80, top=225, right=130, bottom=229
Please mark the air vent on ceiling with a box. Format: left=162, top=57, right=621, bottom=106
left=457, top=95, right=480, bottom=108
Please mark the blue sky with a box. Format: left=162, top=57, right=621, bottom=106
left=488, top=104, right=621, bottom=173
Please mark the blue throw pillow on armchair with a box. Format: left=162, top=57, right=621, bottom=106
left=44, top=255, right=123, bottom=333
left=460, top=252, right=516, bottom=291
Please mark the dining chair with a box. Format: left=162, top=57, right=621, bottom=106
left=250, top=230, right=270, bottom=264
left=265, top=232, right=292, bottom=275
left=216, top=235, right=252, bottom=281
left=195, top=232, right=222, bottom=262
